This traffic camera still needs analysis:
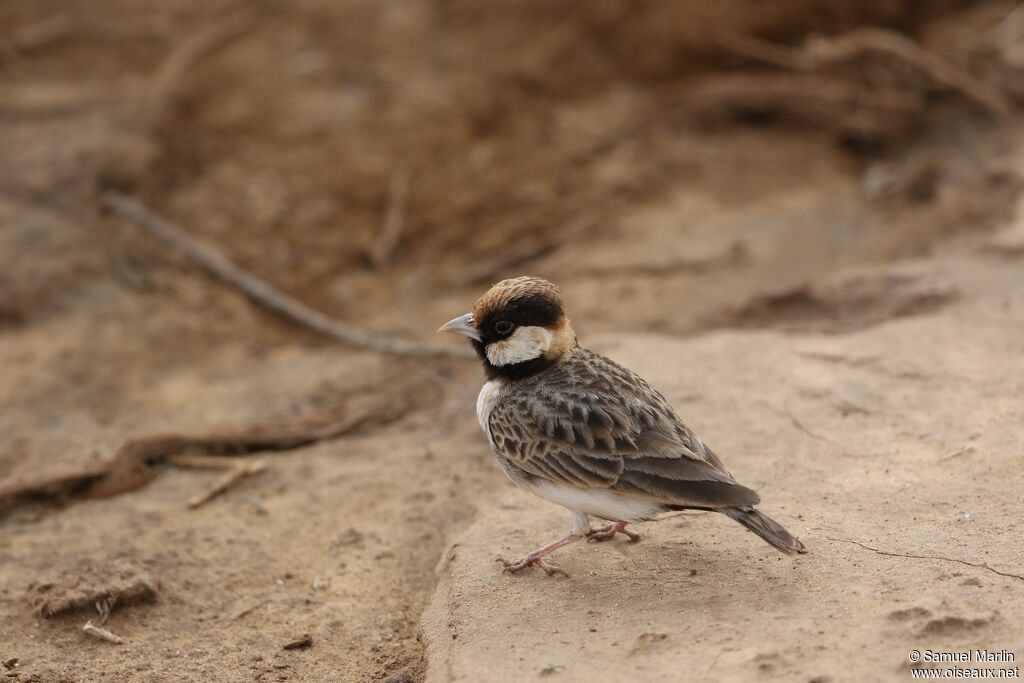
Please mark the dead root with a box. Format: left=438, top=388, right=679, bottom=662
left=0, top=394, right=415, bottom=515
left=102, top=193, right=472, bottom=359
left=803, top=28, right=1012, bottom=122
left=453, top=213, right=599, bottom=285
left=668, top=72, right=922, bottom=140
left=29, top=561, right=158, bottom=618
left=145, top=12, right=254, bottom=130
left=365, top=162, right=412, bottom=269
left=83, top=621, right=125, bottom=644
left=692, top=25, right=1014, bottom=139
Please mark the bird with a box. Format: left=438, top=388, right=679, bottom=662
left=438, top=276, right=806, bottom=576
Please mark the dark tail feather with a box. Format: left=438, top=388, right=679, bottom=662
left=724, top=507, right=807, bottom=555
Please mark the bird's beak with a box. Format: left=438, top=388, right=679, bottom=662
left=437, top=313, right=480, bottom=342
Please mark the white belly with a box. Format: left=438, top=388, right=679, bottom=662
left=523, top=478, right=663, bottom=523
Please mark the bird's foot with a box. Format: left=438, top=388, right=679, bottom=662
left=498, top=531, right=584, bottom=577
left=499, top=553, right=569, bottom=577
left=587, top=522, right=640, bottom=543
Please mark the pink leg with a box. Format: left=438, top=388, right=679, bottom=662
left=587, top=521, right=641, bottom=543
left=500, top=531, right=584, bottom=577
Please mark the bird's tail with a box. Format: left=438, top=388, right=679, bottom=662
left=724, top=507, right=807, bottom=555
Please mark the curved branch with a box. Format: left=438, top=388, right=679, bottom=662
left=102, top=193, right=473, bottom=359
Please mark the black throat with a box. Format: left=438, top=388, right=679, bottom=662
left=472, top=340, right=557, bottom=381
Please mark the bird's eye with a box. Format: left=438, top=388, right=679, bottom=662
left=494, top=320, right=514, bottom=335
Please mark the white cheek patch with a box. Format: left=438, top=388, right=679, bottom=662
left=486, top=326, right=553, bottom=367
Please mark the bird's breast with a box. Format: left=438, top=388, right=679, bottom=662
left=476, top=378, right=505, bottom=443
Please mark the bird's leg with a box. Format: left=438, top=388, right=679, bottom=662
left=500, top=532, right=584, bottom=576
left=499, top=512, right=590, bottom=577
left=586, top=521, right=641, bottom=543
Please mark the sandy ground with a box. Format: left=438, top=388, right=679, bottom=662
left=422, top=246, right=1024, bottom=683
left=2, top=1, right=1024, bottom=682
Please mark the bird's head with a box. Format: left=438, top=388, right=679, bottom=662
left=438, top=276, right=577, bottom=379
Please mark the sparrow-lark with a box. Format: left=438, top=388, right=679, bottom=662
left=439, top=276, right=806, bottom=576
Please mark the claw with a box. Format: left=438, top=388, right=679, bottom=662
left=586, top=522, right=641, bottom=543
left=500, top=555, right=569, bottom=577
left=495, top=530, right=583, bottom=577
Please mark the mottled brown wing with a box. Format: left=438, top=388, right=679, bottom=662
left=486, top=350, right=760, bottom=509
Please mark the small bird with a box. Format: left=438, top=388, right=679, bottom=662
left=439, top=276, right=806, bottom=576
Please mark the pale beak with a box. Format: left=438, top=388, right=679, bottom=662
left=437, top=313, right=480, bottom=342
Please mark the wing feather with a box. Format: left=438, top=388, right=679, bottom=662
left=486, top=349, right=760, bottom=509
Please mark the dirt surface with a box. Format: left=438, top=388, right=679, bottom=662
left=1, top=1, right=1023, bottom=682
left=422, top=247, right=1024, bottom=682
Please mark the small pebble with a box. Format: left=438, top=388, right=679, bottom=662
left=283, top=634, right=313, bottom=651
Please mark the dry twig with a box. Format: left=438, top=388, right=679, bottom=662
left=717, top=31, right=809, bottom=70
left=993, top=4, right=1024, bottom=49
left=718, top=28, right=1011, bottom=122
left=146, top=12, right=253, bottom=129
left=102, top=193, right=472, bottom=359
left=166, top=453, right=246, bottom=470
left=366, top=163, right=412, bottom=268
left=670, top=72, right=921, bottom=139
left=166, top=455, right=268, bottom=508
left=936, top=445, right=976, bottom=464
left=232, top=599, right=266, bottom=620
left=805, top=28, right=1011, bottom=121
left=13, top=14, right=71, bottom=52
left=0, top=14, right=71, bottom=65
left=455, top=214, right=598, bottom=285
left=83, top=621, right=123, bottom=645
left=95, top=596, right=116, bottom=625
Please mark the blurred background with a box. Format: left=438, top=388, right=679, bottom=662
left=1, top=1, right=1022, bottom=681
